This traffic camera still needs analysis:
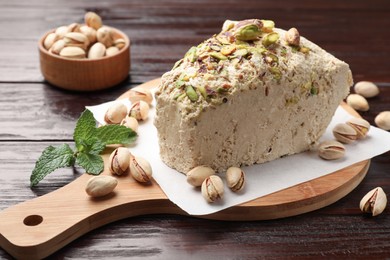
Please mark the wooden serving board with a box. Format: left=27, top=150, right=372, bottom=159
left=0, top=78, right=369, bottom=259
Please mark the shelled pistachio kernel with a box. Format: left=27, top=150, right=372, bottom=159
left=201, top=175, right=224, bottom=203
left=130, top=156, right=153, bottom=183
left=187, top=166, right=215, bottom=187
left=129, top=100, right=149, bottom=121
left=104, top=102, right=127, bottom=124
left=85, top=11, right=103, bottom=30
left=85, top=175, right=118, bottom=197
left=318, top=140, right=345, bottom=160
left=120, top=116, right=139, bottom=133
left=109, top=147, right=131, bottom=175
left=226, top=167, right=245, bottom=192
left=375, top=111, right=390, bottom=130
left=128, top=87, right=153, bottom=105
left=360, top=187, right=387, bottom=216
left=332, top=123, right=358, bottom=144
left=346, top=94, right=369, bottom=112
left=354, top=81, right=380, bottom=98
left=346, top=117, right=370, bottom=139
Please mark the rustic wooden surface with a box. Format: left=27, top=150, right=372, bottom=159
left=0, top=0, right=389, bottom=258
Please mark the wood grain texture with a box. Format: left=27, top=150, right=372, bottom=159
left=0, top=0, right=389, bottom=259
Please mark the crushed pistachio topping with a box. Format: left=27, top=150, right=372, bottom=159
left=162, top=19, right=313, bottom=107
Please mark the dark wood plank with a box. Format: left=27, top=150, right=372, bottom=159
left=0, top=0, right=389, bottom=83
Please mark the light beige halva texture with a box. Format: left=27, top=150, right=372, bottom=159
left=154, top=19, right=352, bottom=173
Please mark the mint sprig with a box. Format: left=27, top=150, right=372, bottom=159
left=30, top=109, right=137, bottom=187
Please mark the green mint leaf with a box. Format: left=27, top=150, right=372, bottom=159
left=73, top=109, right=97, bottom=151
left=76, top=152, right=104, bottom=175
left=30, top=144, right=75, bottom=187
left=78, top=138, right=106, bottom=155
left=96, top=124, right=137, bottom=145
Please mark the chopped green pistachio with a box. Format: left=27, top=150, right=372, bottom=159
left=221, top=45, right=236, bottom=56
left=269, top=67, right=282, bottom=80
left=210, top=45, right=221, bottom=51
left=264, top=53, right=279, bottom=65
left=172, top=59, right=183, bottom=70
left=210, top=52, right=228, bottom=60
left=310, top=85, right=319, bottom=95
left=262, top=32, right=280, bottom=47
left=260, top=20, right=275, bottom=33
left=231, top=48, right=248, bottom=58
left=185, top=46, right=198, bottom=62
left=176, top=92, right=187, bottom=101
left=197, top=85, right=208, bottom=99
left=216, top=34, right=232, bottom=45
left=300, top=46, right=311, bottom=54
left=186, top=85, right=199, bottom=102
left=175, top=80, right=186, bottom=88
left=234, top=23, right=262, bottom=41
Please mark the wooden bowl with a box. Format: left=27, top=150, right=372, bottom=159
left=38, top=27, right=130, bottom=91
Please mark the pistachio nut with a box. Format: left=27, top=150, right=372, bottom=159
left=222, top=20, right=238, bottom=32
left=260, top=20, right=275, bottom=33
left=59, top=46, right=86, bottom=59
left=360, top=187, right=387, bottom=216
left=129, top=101, right=149, bottom=121
left=114, top=38, right=126, bottom=50
left=104, top=102, right=128, bottom=124
left=201, top=175, right=224, bottom=203
left=106, top=46, right=120, bottom=57
left=109, top=147, right=131, bottom=175
left=64, top=32, right=90, bottom=50
left=375, top=111, right=390, bottom=130
left=88, top=42, right=106, bottom=59
left=221, top=45, right=236, bottom=56
left=85, top=11, right=103, bottom=30
left=55, top=25, right=70, bottom=39
left=80, top=25, right=97, bottom=44
left=50, top=39, right=66, bottom=55
left=332, top=123, right=358, bottom=144
left=68, top=23, right=82, bottom=33
left=128, top=87, right=153, bottom=105
left=233, top=19, right=263, bottom=41
left=97, top=26, right=114, bottom=48
left=44, top=32, right=59, bottom=50
left=85, top=175, right=118, bottom=197
left=285, top=27, right=300, bottom=46
left=318, top=140, right=345, bottom=160
left=226, top=167, right=245, bottom=192
left=120, top=116, right=139, bottom=133
left=346, top=117, right=370, bottom=139
left=185, top=85, right=199, bottom=102
left=130, top=156, right=153, bottom=183
left=262, top=32, right=280, bottom=47
left=354, top=81, right=380, bottom=98
left=186, top=166, right=215, bottom=187
left=346, top=94, right=369, bottom=112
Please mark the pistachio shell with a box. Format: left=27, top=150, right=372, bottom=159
left=346, top=94, right=369, bottom=112
left=360, top=187, right=387, bottom=216
left=85, top=11, right=103, bottom=30
left=130, top=156, right=153, bottom=183
left=201, top=175, right=224, bottom=203
left=226, top=167, right=245, bottom=192
left=114, top=38, right=126, bottom=50
left=80, top=25, right=97, bottom=44
left=97, top=26, right=114, bottom=48
left=106, top=46, right=120, bottom=57
left=55, top=26, right=70, bottom=39
left=186, top=166, right=215, bottom=187
left=109, top=147, right=131, bottom=175
left=85, top=176, right=118, bottom=197
left=129, top=101, right=149, bottom=121
left=128, top=87, right=153, bottom=105
left=68, top=23, right=82, bottom=33
left=332, top=123, right=358, bottom=144
left=64, top=32, right=90, bottom=50
left=285, top=27, right=300, bottom=46
left=88, top=42, right=106, bottom=59
left=44, top=33, right=59, bottom=50
left=104, top=102, right=127, bottom=124
left=354, top=81, right=379, bottom=98
left=120, top=116, right=139, bottom=133
left=375, top=111, right=390, bottom=130
left=318, top=140, right=345, bottom=160
left=346, top=117, right=370, bottom=139
left=50, top=39, right=66, bottom=55
left=59, top=46, right=86, bottom=59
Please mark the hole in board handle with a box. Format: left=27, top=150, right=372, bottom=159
left=23, top=215, right=43, bottom=226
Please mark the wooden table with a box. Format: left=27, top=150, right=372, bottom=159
left=0, top=0, right=389, bottom=258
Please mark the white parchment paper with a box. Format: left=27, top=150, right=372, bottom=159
left=87, top=99, right=390, bottom=216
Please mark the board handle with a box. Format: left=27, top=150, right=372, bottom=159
left=0, top=173, right=181, bottom=259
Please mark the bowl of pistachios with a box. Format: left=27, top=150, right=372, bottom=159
left=38, top=12, right=130, bottom=91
